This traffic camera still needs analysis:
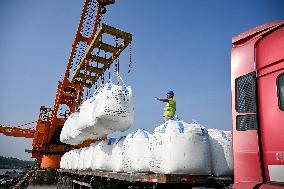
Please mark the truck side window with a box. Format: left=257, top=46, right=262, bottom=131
left=278, top=73, right=284, bottom=110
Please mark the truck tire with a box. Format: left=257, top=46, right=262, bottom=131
left=57, top=176, right=62, bottom=189
left=64, top=176, right=72, bottom=189
left=62, top=176, right=69, bottom=189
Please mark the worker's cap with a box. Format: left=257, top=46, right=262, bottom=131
left=166, top=91, right=174, bottom=96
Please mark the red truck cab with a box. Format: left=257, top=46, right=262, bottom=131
left=231, top=20, right=284, bottom=189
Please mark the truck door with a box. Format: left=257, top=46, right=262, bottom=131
left=256, top=26, right=284, bottom=183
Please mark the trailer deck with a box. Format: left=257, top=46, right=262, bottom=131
left=58, top=169, right=232, bottom=188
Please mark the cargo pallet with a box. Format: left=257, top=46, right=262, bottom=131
left=57, top=169, right=233, bottom=189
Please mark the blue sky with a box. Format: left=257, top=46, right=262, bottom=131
left=0, top=0, right=283, bottom=160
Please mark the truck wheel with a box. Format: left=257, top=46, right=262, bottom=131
left=64, top=176, right=72, bottom=189
left=62, top=176, right=68, bottom=188
left=57, top=175, right=64, bottom=189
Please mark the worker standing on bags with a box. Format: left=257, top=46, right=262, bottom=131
left=155, top=91, right=176, bottom=121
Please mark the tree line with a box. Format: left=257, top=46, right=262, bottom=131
left=0, top=156, right=36, bottom=169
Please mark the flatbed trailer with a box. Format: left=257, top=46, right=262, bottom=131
left=57, top=169, right=233, bottom=189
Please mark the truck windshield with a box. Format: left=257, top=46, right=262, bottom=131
left=278, top=73, right=284, bottom=110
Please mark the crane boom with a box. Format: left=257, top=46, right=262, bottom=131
left=0, top=124, right=35, bottom=138
left=71, top=24, right=132, bottom=87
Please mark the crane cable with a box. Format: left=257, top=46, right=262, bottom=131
left=128, top=42, right=132, bottom=73
left=101, top=14, right=133, bottom=78
left=101, top=15, right=111, bottom=82
left=114, top=36, right=120, bottom=84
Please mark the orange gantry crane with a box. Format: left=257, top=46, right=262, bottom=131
left=0, top=0, right=132, bottom=169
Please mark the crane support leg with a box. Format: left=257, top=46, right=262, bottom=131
left=41, top=154, right=62, bottom=169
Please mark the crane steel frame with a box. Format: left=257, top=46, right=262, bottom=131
left=1, top=0, right=133, bottom=168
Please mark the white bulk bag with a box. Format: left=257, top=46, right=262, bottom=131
left=82, top=144, right=96, bottom=170
left=208, top=129, right=233, bottom=176
left=65, top=151, right=72, bottom=170
left=71, top=149, right=81, bottom=170
left=60, top=113, right=76, bottom=144
left=60, top=112, right=88, bottom=145
left=111, top=136, right=126, bottom=172
left=70, top=129, right=95, bottom=145
left=71, top=91, right=108, bottom=144
left=76, top=98, right=95, bottom=130
left=93, top=73, right=134, bottom=132
left=91, top=138, right=116, bottom=171
left=149, top=120, right=211, bottom=174
left=60, top=73, right=134, bottom=145
left=59, top=86, right=108, bottom=145
left=77, top=147, right=88, bottom=170
left=76, top=87, right=111, bottom=137
left=68, top=150, right=74, bottom=170
left=63, top=151, right=69, bottom=169
left=122, top=129, right=151, bottom=173
left=60, top=153, right=66, bottom=169
left=149, top=124, right=165, bottom=173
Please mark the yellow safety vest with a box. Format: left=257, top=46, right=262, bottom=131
left=163, top=99, right=176, bottom=118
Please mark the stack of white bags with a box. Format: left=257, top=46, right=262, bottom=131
left=60, top=119, right=233, bottom=176
left=58, top=71, right=233, bottom=176
left=60, top=73, right=134, bottom=145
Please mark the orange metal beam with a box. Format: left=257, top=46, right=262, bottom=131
left=0, top=125, right=35, bottom=138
